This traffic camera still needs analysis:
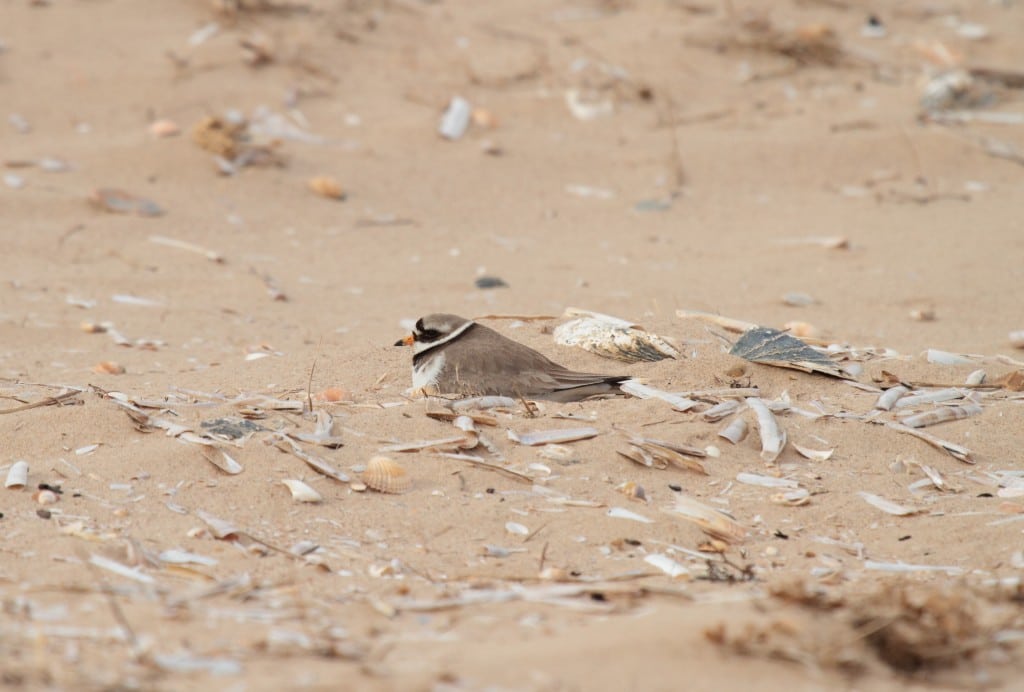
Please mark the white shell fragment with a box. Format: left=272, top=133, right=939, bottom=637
left=858, top=491, right=924, bottom=516
left=553, top=312, right=679, bottom=363
left=875, top=385, right=909, bottom=411
left=718, top=417, right=748, bottom=444
left=664, top=495, right=747, bottom=543
left=901, top=403, right=983, bottom=429
left=89, top=554, right=155, bottom=584
left=206, top=449, right=243, bottom=475
left=894, top=388, right=965, bottom=408
left=1010, top=330, right=1024, bottom=349
left=965, top=369, right=987, bottom=386
left=618, top=380, right=697, bottom=412
left=924, top=349, right=977, bottom=365
left=771, top=488, right=811, bottom=506
left=606, top=506, right=655, bottom=523
left=439, top=96, right=472, bottom=140
left=736, top=473, right=798, bottom=489
left=644, top=553, right=689, bottom=579
left=793, top=443, right=834, bottom=461
left=505, top=521, right=529, bottom=536
left=281, top=479, right=323, bottom=503
left=508, top=427, right=598, bottom=446
left=5, top=460, right=28, bottom=489
left=158, top=549, right=218, bottom=566
left=747, top=397, right=787, bottom=464
left=702, top=399, right=742, bottom=423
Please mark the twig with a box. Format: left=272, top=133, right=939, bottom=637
left=436, top=453, right=534, bottom=483
left=0, top=389, right=83, bottom=415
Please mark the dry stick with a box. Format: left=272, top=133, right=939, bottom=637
left=438, top=454, right=534, bottom=483
left=306, top=336, right=323, bottom=414
left=0, top=389, right=83, bottom=415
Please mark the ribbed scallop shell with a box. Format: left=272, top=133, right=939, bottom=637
left=362, top=456, right=411, bottom=494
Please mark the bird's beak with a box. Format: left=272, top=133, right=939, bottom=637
left=394, top=334, right=415, bottom=347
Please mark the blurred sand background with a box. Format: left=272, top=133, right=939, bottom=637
left=2, top=1, right=1024, bottom=689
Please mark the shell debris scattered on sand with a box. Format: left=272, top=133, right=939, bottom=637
left=553, top=309, right=680, bottom=363
left=5, top=460, right=29, bottom=489
left=362, top=456, right=412, bottom=494
left=281, top=479, right=323, bottom=503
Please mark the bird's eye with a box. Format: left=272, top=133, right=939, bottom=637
left=419, top=329, right=441, bottom=341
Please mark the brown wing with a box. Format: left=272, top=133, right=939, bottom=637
left=432, top=323, right=626, bottom=400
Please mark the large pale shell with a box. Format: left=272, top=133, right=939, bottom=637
left=5, top=460, right=29, bottom=489
left=362, top=456, right=411, bottom=494
left=553, top=314, right=679, bottom=363
left=281, top=479, right=323, bottom=503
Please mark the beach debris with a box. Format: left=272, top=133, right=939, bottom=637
left=771, top=488, right=811, bottom=506
left=89, top=188, right=164, bottom=217
left=565, top=88, right=614, bottom=121
left=619, top=437, right=707, bottom=474
left=289, top=409, right=344, bottom=448
left=736, top=473, right=798, bottom=489
left=273, top=436, right=351, bottom=483
left=718, top=417, right=748, bottom=445
left=505, top=521, right=529, bottom=536
left=747, top=397, right=787, bottom=464
left=439, top=96, right=472, bottom=140
left=149, top=119, right=180, bottom=137
left=676, top=309, right=758, bottom=333
left=731, top=327, right=850, bottom=379
left=33, top=488, right=60, bottom=505
left=616, top=481, right=648, bottom=503
left=924, top=349, right=979, bottom=366
left=893, top=388, right=965, bottom=409
left=89, top=554, right=155, bottom=585
left=281, top=479, right=323, bottom=503
left=553, top=309, right=679, bottom=363
left=875, top=385, right=909, bottom=411
left=93, top=361, right=125, bottom=375
left=149, top=235, right=225, bottom=263
left=793, top=443, right=834, bottom=461
left=702, top=399, right=743, bottom=423
left=618, top=380, right=697, bottom=412
left=884, top=422, right=973, bottom=464
left=782, top=292, right=815, bottom=307
left=644, top=553, right=689, bottom=579
left=1010, top=331, right=1024, bottom=349
left=362, top=456, right=411, bottom=494
left=195, top=510, right=241, bottom=540
left=308, top=176, right=346, bottom=200
left=475, top=276, right=508, bottom=289
left=203, top=449, right=243, bottom=475
left=664, top=495, right=747, bottom=543
left=5, top=460, right=29, bottom=489
left=606, top=506, right=654, bottom=523
left=965, top=370, right=986, bottom=386
left=508, top=427, right=598, bottom=446
left=859, top=491, right=924, bottom=517
left=900, top=403, right=983, bottom=429
left=993, top=370, right=1024, bottom=391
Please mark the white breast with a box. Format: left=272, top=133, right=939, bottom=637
left=412, top=353, right=446, bottom=390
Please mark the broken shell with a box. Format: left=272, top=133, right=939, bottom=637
left=505, top=521, right=529, bottom=536
left=308, top=176, right=346, bottom=200
left=5, top=460, right=29, bottom=489
left=80, top=321, right=109, bottom=334
left=33, top=489, right=59, bottom=505
left=553, top=314, right=679, bottom=363
left=965, top=369, right=987, bottom=386
left=362, top=456, right=411, bottom=494
left=793, top=443, right=834, bottom=461
left=471, top=107, right=498, bottom=129
left=508, top=427, right=598, bottom=446
left=350, top=482, right=367, bottom=492
left=909, top=308, right=936, bottom=322
left=747, top=397, right=787, bottom=464
left=1010, top=330, right=1024, bottom=349
left=875, top=385, right=909, bottom=411
left=771, top=488, right=811, bottom=506
left=149, top=119, right=181, bottom=137
left=718, top=417, right=748, bottom=445
left=89, top=188, right=164, bottom=217
left=616, top=481, right=648, bottom=503
left=701, top=399, right=741, bottom=423
left=281, top=479, right=323, bottom=503
left=644, top=553, right=689, bottom=579
left=92, top=361, right=125, bottom=375
left=606, top=506, right=654, bottom=523
left=664, top=495, right=747, bottom=543
left=783, top=321, right=820, bottom=338
left=317, top=387, right=350, bottom=402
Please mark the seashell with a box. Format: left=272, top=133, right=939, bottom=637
left=618, top=380, right=696, bottom=411
left=505, top=521, right=529, bottom=536
left=718, top=417, right=748, bottom=445
left=771, top=488, right=811, bottom=506
left=507, top=427, right=598, bottom=446
left=33, top=489, right=59, bottom=505
left=909, top=308, right=936, bottom=322
left=362, top=456, right=411, bottom=494
left=80, top=321, right=109, bottom=333
left=471, top=107, right=498, bottom=129
left=965, top=369, right=987, bottom=386
left=553, top=313, right=679, bottom=363
left=859, top=491, right=923, bottom=516
left=606, top=506, right=654, bottom=523
left=308, top=176, right=346, bottom=200
left=747, top=397, right=787, bottom=463
left=5, top=460, right=29, bottom=489
left=664, top=495, right=747, bottom=543
left=281, top=479, right=322, bottom=503
left=783, top=321, right=820, bottom=338
left=616, top=481, right=648, bottom=503
left=701, top=399, right=741, bottom=422
left=901, top=403, right=982, bottom=429
left=92, top=361, right=125, bottom=375
left=1010, top=330, right=1024, bottom=349
left=793, top=444, right=834, bottom=461
left=644, top=553, right=689, bottom=579
left=349, top=481, right=367, bottom=492
left=736, top=473, right=798, bottom=489
left=317, top=386, right=349, bottom=402
left=875, top=385, right=909, bottom=411
left=439, top=96, right=472, bottom=140
left=149, top=119, right=181, bottom=137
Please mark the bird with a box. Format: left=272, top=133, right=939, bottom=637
left=394, top=313, right=629, bottom=402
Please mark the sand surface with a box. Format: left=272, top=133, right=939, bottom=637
left=2, top=1, right=1024, bottom=689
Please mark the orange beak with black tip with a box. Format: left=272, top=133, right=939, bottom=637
left=394, top=333, right=415, bottom=347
